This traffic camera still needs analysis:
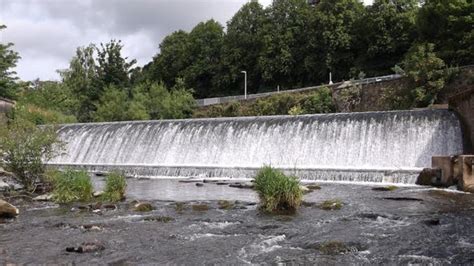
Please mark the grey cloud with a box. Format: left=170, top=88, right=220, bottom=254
left=0, top=0, right=370, bottom=81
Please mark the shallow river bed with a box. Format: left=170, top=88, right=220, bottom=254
left=1, top=178, right=474, bottom=264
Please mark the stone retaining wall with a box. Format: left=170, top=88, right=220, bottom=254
left=449, top=88, right=474, bottom=153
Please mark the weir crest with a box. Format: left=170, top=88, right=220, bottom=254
left=48, top=109, right=464, bottom=184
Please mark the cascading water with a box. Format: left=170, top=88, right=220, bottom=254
left=48, top=110, right=464, bottom=184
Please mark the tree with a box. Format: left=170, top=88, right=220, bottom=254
left=0, top=25, right=20, bottom=99
left=353, top=0, right=418, bottom=76
left=182, top=20, right=224, bottom=98
left=217, top=1, right=266, bottom=95
left=93, top=85, right=130, bottom=122
left=60, top=44, right=99, bottom=122
left=399, top=43, right=452, bottom=107
left=417, top=0, right=473, bottom=65
left=148, top=31, right=190, bottom=88
left=96, top=40, right=137, bottom=91
left=259, top=0, right=311, bottom=88
left=306, top=0, right=364, bottom=82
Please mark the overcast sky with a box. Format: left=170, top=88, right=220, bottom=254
left=1, top=0, right=373, bottom=81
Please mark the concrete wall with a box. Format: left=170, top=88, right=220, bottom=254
left=449, top=88, right=474, bottom=153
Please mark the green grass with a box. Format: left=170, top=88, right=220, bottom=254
left=253, top=166, right=303, bottom=214
left=101, top=172, right=127, bottom=202
left=51, top=169, right=93, bottom=203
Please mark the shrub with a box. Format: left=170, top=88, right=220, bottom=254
left=253, top=166, right=302, bottom=214
left=102, top=172, right=127, bottom=202
left=0, top=118, right=62, bottom=191
left=51, top=169, right=93, bottom=203
left=300, top=87, right=335, bottom=114
left=288, top=105, right=303, bottom=115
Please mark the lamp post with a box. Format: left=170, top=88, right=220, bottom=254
left=241, top=70, right=247, bottom=99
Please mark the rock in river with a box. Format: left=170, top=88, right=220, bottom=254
left=0, top=199, right=19, bottom=218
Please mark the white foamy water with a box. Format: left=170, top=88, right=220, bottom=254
left=49, top=110, right=463, bottom=184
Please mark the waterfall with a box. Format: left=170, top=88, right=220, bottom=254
left=48, top=110, right=464, bottom=184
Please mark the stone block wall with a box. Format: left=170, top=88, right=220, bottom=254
left=449, top=88, right=474, bottom=153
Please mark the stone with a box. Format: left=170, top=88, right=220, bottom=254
left=134, top=202, right=154, bottom=212
left=0, top=199, right=19, bottom=218
left=372, top=185, right=398, bottom=192
left=179, top=179, right=202, bottom=183
left=306, top=184, right=321, bottom=190
left=93, top=191, right=104, bottom=197
left=300, top=185, right=310, bottom=193
left=423, top=218, right=440, bottom=226
left=33, top=194, right=53, bottom=201
left=143, top=216, right=174, bottom=223
left=0, top=180, right=10, bottom=192
left=66, top=241, right=105, bottom=253
left=318, top=199, right=343, bottom=210
left=383, top=197, right=423, bottom=202
left=0, top=168, right=14, bottom=177
left=217, top=200, right=234, bottom=210
left=229, top=182, right=254, bottom=189
left=416, top=168, right=441, bottom=185
left=103, top=204, right=117, bottom=210
left=192, top=204, right=209, bottom=211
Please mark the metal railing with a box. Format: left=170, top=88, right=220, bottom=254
left=196, top=73, right=403, bottom=107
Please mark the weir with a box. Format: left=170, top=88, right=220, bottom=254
left=48, top=109, right=464, bottom=184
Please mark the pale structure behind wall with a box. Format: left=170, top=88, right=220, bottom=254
left=0, top=98, right=15, bottom=124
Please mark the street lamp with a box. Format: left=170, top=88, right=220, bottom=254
left=241, top=70, right=247, bottom=99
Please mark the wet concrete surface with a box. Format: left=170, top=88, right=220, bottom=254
left=1, top=178, right=474, bottom=264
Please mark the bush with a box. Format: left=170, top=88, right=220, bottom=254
left=11, top=104, right=77, bottom=125
left=102, top=172, right=127, bottom=202
left=0, top=118, right=62, bottom=191
left=253, top=166, right=303, bottom=214
left=51, top=169, right=93, bottom=203
left=300, top=87, right=335, bottom=114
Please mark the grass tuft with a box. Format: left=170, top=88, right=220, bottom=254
left=253, top=166, right=303, bottom=214
left=51, top=169, right=93, bottom=203
left=101, top=172, right=127, bottom=202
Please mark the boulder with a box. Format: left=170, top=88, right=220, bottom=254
left=0, top=199, right=19, bottom=218
left=416, top=168, right=441, bottom=185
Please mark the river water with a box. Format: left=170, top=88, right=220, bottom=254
left=1, top=178, right=473, bottom=264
